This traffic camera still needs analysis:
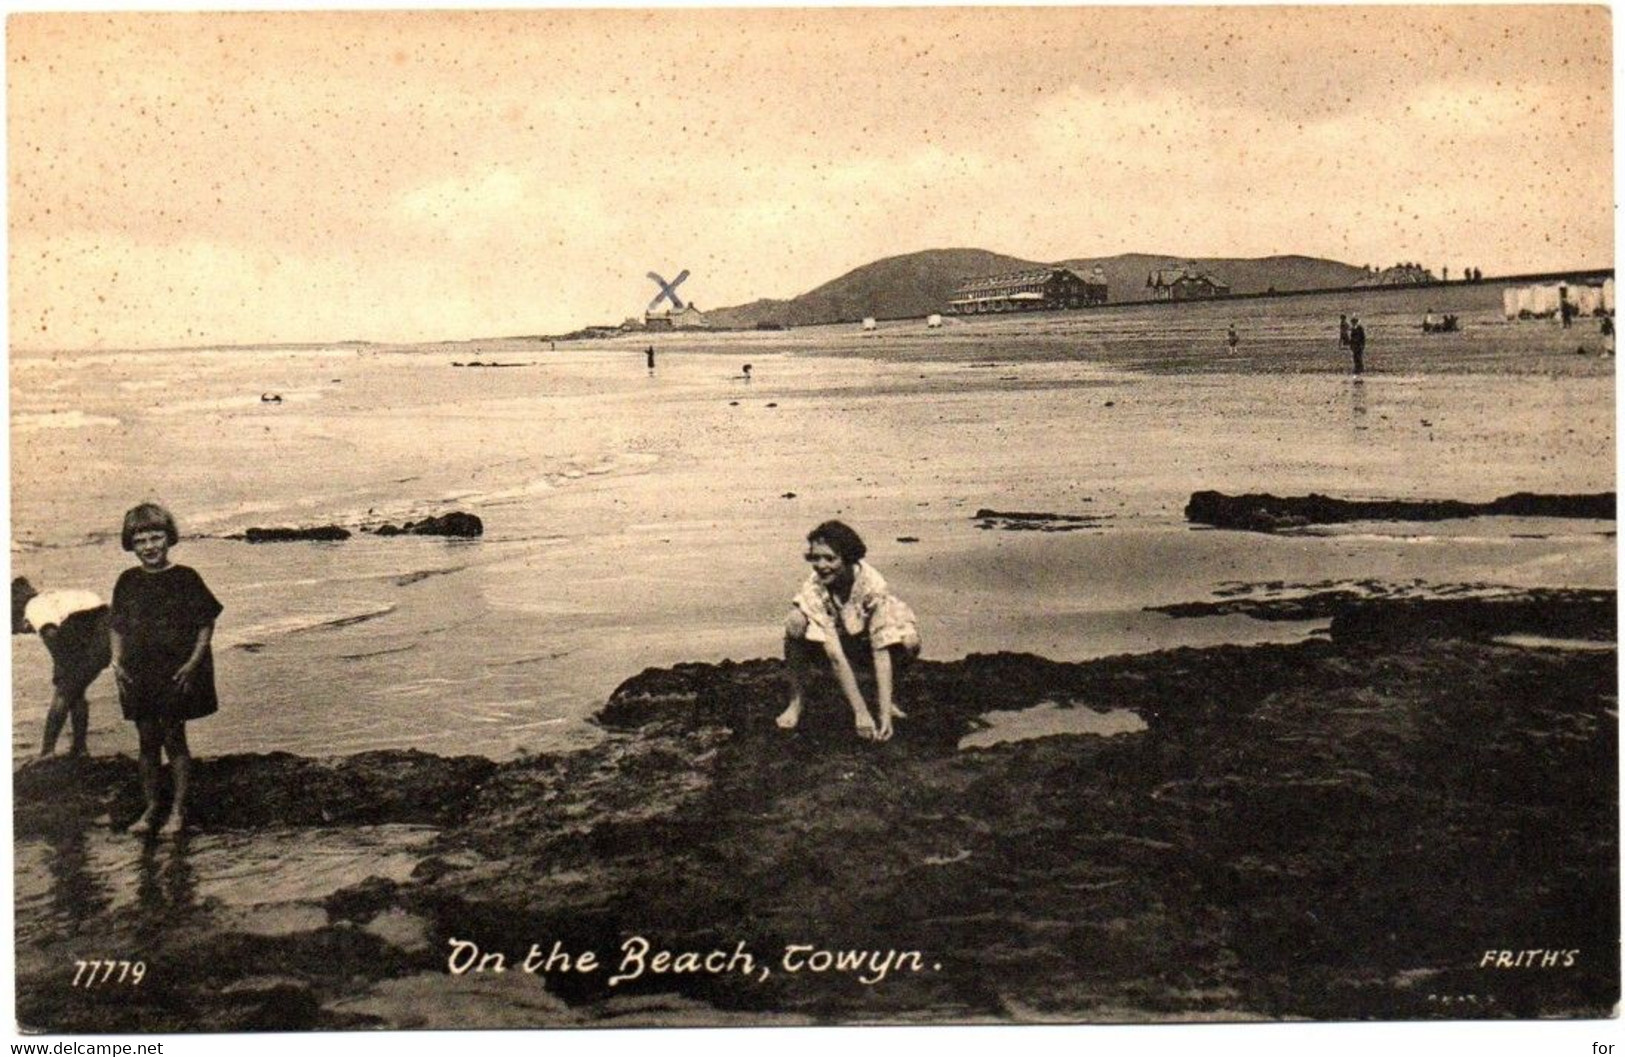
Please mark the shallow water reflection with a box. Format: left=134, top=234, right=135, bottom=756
left=1492, top=634, right=1616, bottom=653
left=16, top=824, right=438, bottom=944
left=959, top=700, right=1149, bottom=750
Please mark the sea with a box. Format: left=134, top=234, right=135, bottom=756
left=10, top=318, right=1616, bottom=762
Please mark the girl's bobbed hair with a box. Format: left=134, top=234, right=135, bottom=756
left=807, top=520, right=867, bottom=565
left=122, top=503, right=179, bottom=551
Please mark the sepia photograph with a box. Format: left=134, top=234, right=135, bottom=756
left=7, top=6, right=1617, bottom=1050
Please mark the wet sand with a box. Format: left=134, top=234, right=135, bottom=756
left=12, top=291, right=1616, bottom=1029
left=12, top=290, right=1613, bottom=759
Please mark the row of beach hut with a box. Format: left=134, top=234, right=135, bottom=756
left=1502, top=279, right=1614, bottom=319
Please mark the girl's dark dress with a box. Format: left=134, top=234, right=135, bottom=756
left=110, top=565, right=223, bottom=722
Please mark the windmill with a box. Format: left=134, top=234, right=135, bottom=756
left=647, top=269, right=690, bottom=314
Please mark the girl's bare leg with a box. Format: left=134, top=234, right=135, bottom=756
left=129, top=719, right=163, bottom=835
left=43, top=685, right=91, bottom=756
left=39, top=689, right=70, bottom=757
left=159, top=722, right=191, bottom=835
left=67, top=694, right=89, bottom=755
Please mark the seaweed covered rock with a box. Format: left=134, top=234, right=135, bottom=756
left=371, top=512, right=484, bottom=538
left=1186, top=489, right=1615, bottom=533
left=15, top=750, right=498, bottom=837
left=239, top=525, right=353, bottom=543
left=14, top=589, right=1618, bottom=1030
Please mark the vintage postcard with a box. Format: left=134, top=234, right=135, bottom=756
left=7, top=7, right=1616, bottom=1054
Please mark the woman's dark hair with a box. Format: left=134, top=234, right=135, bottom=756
left=121, top=502, right=179, bottom=551
left=807, top=520, right=866, bottom=565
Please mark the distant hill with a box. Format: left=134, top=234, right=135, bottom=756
left=1061, top=254, right=1371, bottom=302
left=704, top=249, right=1371, bottom=328
left=703, top=248, right=1041, bottom=329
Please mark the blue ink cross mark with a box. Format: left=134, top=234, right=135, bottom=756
left=647, top=269, right=690, bottom=312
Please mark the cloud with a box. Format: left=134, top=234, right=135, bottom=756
left=8, top=10, right=1612, bottom=347
left=9, top=231, right=510, bottom=348
left=719, top=145, right=991, bottom=235
left=398, top=169, right=528, bottom=231
left=1402, top=82, right=1552, bottom=135
left=394, top=167, right=614, bottom=247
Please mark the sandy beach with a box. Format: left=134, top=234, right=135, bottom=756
left=12, top=288, right=1617, bottom=1029
left=11, top=287, right=1614, bottom=761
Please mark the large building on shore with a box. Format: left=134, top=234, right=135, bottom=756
left=1145, top=264, right=1231, bottom=301
left=642, top=304, right=709, bottom=330
left=949, top=266, right=1108, bottom=314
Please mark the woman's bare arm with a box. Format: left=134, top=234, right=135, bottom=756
left=822, top=638, right=876, bottom=736
left=172, top=622, right=215, bottom=691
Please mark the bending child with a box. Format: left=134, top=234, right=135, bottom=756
left=778, top=520, right=920, bottom=741
left=110, top=503, right=223, bottom=837
left=13, top=577, right=111, bottom=757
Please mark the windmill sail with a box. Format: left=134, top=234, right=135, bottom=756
left=646, top=269, right=691, bottom=312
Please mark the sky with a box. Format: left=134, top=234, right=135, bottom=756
left=7, top=6, right=1615, bottom=350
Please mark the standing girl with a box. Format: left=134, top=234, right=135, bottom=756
left=110, top=503, right=223, bottom=836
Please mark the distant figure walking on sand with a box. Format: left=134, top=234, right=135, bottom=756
left=778, top=521, right=920, bottom=742
left=1339, top=314, right=1350, bottom=348
left=645, top=346, right=656, bottom=373
left=112, top=503, right=223, bottom=837
left=1226, top=325, right=1239, bottom=351
left=13, top=578, right=111, bottom=757
left=1349, top=316, right=1367, bottom=375
left=742, top=364, right=752, bottom=381
left=1601, top=315, right=1614, bottom=357
left=1422, top=308, right=1435, bottom=332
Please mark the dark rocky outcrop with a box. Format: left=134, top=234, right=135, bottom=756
left=1185, top=490, right=1615, bottom=533
left=227, top=512, right=484, bottom=543
left=1329, top=591, right=1618, bottom=645
left=973, top=509, right=1107, bottom=532
left=1152, top=587, right=1618, bottom=642
left=370, top=513, right=484, bottom=538
left=14, top=750, right=497, bottom=839
left=237, top=526, right=353, bottom=543
left=15, top=590, right=1617, bottom=1031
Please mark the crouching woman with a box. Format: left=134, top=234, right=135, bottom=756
left=778, top=520, right=920, bottom=741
